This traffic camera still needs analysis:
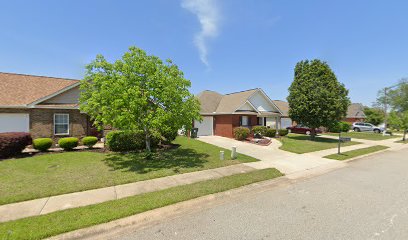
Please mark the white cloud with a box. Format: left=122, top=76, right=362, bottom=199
left=181, top=0, right=220, bottom=66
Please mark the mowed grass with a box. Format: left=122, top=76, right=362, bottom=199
left=279, top=134, right=361, bottom=154
left=324, top=145, right=389, bottom=160
left=0, top=137, right=258, bottom=205
left=324, top=132, right=399, bottom=141
left=0, top=168, right=282, bottom=240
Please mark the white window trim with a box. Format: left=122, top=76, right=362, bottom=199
left=54, top=113, right=70, bottom=135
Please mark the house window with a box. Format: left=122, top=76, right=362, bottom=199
left=241, top=116, right=249, bottom=126
left=54, top=113, right=69, bottom=135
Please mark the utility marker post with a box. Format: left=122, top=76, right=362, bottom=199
left=338, top=132, right=341, bottom=154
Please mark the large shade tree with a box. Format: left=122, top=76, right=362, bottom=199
left=79, top=46, right=201, bottom=152
left=287, top=59, right=350, bottom=139
left=364, top=107, right=384, bottom=126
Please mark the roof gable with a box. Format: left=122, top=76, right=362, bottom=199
left=347, top=103, right=366, bottom=118
left=197, top=88, right=281, bottom=115
left=0, top=72, right=79, bottom=107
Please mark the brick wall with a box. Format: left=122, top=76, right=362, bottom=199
left=214, top=114, right=258, bottom=138
left=0, top=108, right=91, bottom=140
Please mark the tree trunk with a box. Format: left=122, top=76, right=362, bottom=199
left=403, top=129, right=407, bottom=142
left=143, top=126, right=151, bottom=153
left=310, top=128, right=316, bottom=140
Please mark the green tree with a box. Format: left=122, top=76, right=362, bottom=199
left=79, top=46, right=201, bottom=152
left=388, top=79, right=408, bottom=112
left=287, top=59, right=350, bottom=139
left=364, top=107, right=384, bottom=126
left=388, top=111, right=408, bottom=141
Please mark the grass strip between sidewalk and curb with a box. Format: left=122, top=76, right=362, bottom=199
left=0, top=168, right=283, bottom=240
left=323, top=145, right=389, bottom=161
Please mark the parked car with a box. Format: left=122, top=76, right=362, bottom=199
left=286, top=125, right=322, bottom=135
left=352, top=122, right=384, bottom=133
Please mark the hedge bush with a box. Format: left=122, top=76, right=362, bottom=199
left=233, top=127, right=250, bottom=140
left=33, top=138, right=53, bottom=152
left=58, top=137, right=79, bottom=151
left=265, top=128, right=276, bottom=137
left=82, top=136, right=98, bottom=148
left=329, top=122, right=351, bottom=133
left=252, top=126, right=268, bottom=136
left=0, top=132, right=32, bottom=158
left=159, top=128, right=178, bottom=144
left=106, top=130, right=161, bottom=152
left=278, top=129, right=289, bottom=136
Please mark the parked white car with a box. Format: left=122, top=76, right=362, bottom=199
left=352, top=122, right=384, bottom=133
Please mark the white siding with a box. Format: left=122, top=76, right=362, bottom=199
left=248, top=92, right=276, bottom=112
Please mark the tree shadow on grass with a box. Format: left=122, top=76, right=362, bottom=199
left=287, top=134, right=339, bottom=143
left=103, top=145, right=210, bottom=174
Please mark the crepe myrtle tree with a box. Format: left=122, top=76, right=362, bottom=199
left=79, top=46, right=201, bottom=152
left=287, top=59, right=350, bottom=139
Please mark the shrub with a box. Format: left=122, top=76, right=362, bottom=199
left=329, top=122, right=351, bottom=133
left=252, top=126, right=268, bottom=136
left=33, top=138, right=53, bottom=152
left=106, top=130, right=161, bottom=152
left=58, top=137, right=79, bottom=151
left=159, top=128, right=178, bottom=144
left=233, top=127, right=250, bottom=140
left=278, top=129, right=289, bottom=136
left=341, top=122, right=351, bottom=132
left=0, top=132, right=32, bottom=158
left=82, top=136, right=98, bottom=148
left=264, top=128, right=276, bottom=138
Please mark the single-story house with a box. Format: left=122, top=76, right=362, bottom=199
left=194, top=88, right=283, bottom=138
left=271, top=100, right=294, bottom=129
left=0, top=72, right=96, bottom=139
left=344, top=103, right=366, bottom=123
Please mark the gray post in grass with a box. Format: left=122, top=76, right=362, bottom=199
left=338, top=132, right=341, bottom=154
left=220, top=151, right=224, bottom=160
left=231, top=146, right=237, bottom=160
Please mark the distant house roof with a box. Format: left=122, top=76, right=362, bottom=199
left=272, top=100, right=289, bottom=117
left=0, top=72, right=80, bottom=107
left=346, top=103, right=366, bottom=119
left=197, top=88, right=282, bottom=115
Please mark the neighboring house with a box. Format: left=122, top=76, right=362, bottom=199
left=344, top=103, right=366, bottom=123
left=0, top=72, right=96, bottom=139
left=194, top=88, right=283, bottom=138
left=271, top=100, right=294, bottom=129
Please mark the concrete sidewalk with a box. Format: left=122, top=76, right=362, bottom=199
left=198, top=136, right=347, bottom=175
left=0, top=164, right=255, bottom=223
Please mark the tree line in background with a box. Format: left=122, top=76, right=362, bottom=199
left=374, top=79, right=408, bottom=141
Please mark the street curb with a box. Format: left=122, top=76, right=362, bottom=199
left=47, top=176, right=292, bottom=240
left=328, top=144, right=408, bottom=163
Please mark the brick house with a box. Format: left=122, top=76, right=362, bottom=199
left=0, top=72, right=96, bottom=139
left=344, top=103, right=366, bottom=123
left=194, top=88, right=283, bottom=138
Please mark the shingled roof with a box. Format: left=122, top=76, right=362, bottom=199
left=0, top=72, right=79, bottom=107
left=271, top=100, right=289, bottom=117
left=347, top=103, right=366, bottom=118
left=197, top=88, right=282, bottom=115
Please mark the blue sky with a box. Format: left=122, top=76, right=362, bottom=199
left=1, top=0, right=407, bottom=106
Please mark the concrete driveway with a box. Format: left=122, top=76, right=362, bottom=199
left=197, top=136, right=343, bottom=175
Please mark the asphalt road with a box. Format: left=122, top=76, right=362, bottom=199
left=114, top=148, right=408, bottom=240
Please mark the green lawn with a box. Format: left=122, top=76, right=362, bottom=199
left=279, top=134, right=361, bottom=154
left=324, top=132, right=399, bottom=141
left=0, top=137, right=258, bottom=205
left=396, top=140, right=408, bottom=144
left=0, top=168, right=282, bottom=240
left=324, top=145, right=389, bottom=160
